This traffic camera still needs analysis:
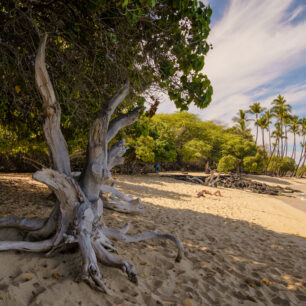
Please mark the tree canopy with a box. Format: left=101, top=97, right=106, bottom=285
left=0, top=0, right=213, bottom=142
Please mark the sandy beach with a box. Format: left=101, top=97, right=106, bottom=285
left=0, top=173, right=305, bottom=305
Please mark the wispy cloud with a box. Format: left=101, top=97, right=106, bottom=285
left=288, top=5, right=304, bottom=23
left=159, top=0, right=306, bottom=124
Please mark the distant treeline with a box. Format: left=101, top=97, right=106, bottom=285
left=0, top=95, right=305, bottom=177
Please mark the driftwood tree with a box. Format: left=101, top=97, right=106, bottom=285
left=0, top=36, right=184, bottom=292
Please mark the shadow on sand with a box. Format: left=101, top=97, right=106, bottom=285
left=0, top=174, right=305, bottom=305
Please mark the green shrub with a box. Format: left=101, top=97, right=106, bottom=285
left=243, top=151, right=266, bottom=173
left=279, top=157, right=296, bottom=174
left=217, top=155, right=238, bottom=173
left=267, top=156, right=296, bottom=175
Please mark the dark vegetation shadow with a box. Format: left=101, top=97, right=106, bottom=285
left=114, top=178, right=196, bottom=201
left=108, top=201, right=306, bottom=305
left=245, top=174, right=293, bottom=186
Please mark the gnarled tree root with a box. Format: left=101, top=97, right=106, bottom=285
left=101, top=188, right=144, bottom=214
left=0, top=169, right=184, bottom=293
left=0, top=216, right=47, bottom=231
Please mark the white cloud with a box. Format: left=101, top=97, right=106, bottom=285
left=184, top=0, right=306, bottom=124
left=158, top=0, right=306, bottom=159
left=288, top=5, right=304, bottom=22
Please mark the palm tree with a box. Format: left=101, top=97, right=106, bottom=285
left=267, top=122, right=283, bottom=175
left=294, top=118, right=306, bottom=176
left=283, top=114, right=292, bottom=157
left=264, top=110, right=273, bottom=153
left=298, top=145, right=306, bottom=177
left=271, top=95, right=292, bottom=158
left=232, top=109, right=250, bottom=134
left=257, top=115, right=269, bottom=151
left=289, top=115, right=301, bottom=160
left=248, top=102, right=265, bottom=145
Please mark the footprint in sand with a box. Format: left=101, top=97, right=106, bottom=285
left=271, top=296, right=290, bottom=306
left=153, top=279, right=163, bottom=290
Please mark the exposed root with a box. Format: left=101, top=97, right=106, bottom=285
left=0, top=216, right=46, bottom=231
left=27, top=204, right=59, bottom=240
left=100, top=184, right=133, bottom=202
left=101, top=184, right=144, bottom=214
left=0, top=238, right=53, bottom=252
left=77, top=201, right=109, bottom=293
left=94, top=241, right=137, bottom=284
left=93, top=227, right=118, bottom=253
left=102, top=225, right=184, bottom=262
left=0, top=168, right=184, bottom=294
left=103, top=223, right=130, bottom=236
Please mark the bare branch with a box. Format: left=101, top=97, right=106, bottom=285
left=107, top=139, right=128, bottom=169
left=107, top=108, right=141, bottom=143
left=106, top=79, right=130, bottom=117
left=80, top=83, right=132, bottom=200
left=35, top=34, right=71, bottom=175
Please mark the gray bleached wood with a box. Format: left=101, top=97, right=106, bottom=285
left=107, top=139, right=128, bottom=169
left=0, top=35, right=184, bottom=294
left=0, top=216, right=46, bottom=231
left=35, top=34, right=71, bottom=176
left=102, top=192, right=144, bottom=214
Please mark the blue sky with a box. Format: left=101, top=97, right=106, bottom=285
left=158, top=0, right=306, bottom=152
left=198, top=0, right=306, bottom=122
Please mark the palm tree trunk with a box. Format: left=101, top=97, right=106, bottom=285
left=255, top=114, right=258, bottom=145
left=262, top=128, right=265, bottom=150
left=291, top=133, right=296, bottom=160
left=298, top=153, right=306, bottom=178
left=293, top=142, right=305, bottom=177
left=280, top=121, right=283, bottom=159
left=284, top=125, right=288, bottom=157
left=265, top=139, right=277, bottom=173
left=268, top=128, right=272, bottom=154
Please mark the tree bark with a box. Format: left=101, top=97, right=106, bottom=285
left=35, top=34, right=71, bottom=176
left=0, top=35, right=184, bottom=294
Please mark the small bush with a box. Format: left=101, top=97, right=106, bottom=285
left=217, top=155, right=238, bottom=173
left=243, top=152, right=266, bottom=173
left=279, top=157, right=296, bottom=174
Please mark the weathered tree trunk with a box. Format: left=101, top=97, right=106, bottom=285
left=0, top=35, right=184, bottom=293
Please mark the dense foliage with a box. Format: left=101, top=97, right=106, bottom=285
left=217, top=155, right=238, bottom=174
left=0, top=0, right=213, bottom=144
left=237, top=95, right=305, bottom=177
left=0, top=2, right=304, bottom=178
left=120, top=112, right=264, bottom=173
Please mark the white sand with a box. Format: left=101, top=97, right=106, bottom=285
left=0, top=173, right=305, bottom=305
